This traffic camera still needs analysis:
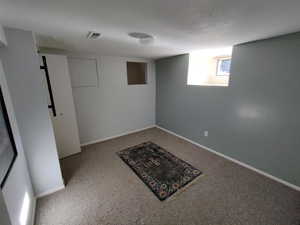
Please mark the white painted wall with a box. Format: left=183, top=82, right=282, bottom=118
left=0, top=28, right=64, bottom=201
left=0, top=60, right=35, bottom=225
left=67, top=55, right=156, bottom=145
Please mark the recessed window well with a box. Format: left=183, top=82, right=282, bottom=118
left=188, top=47, right=232, bottom=86
left=127, top=62, right=147, bottom=85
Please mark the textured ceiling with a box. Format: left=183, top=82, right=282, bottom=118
left=1, top=0, right=300, bottom=59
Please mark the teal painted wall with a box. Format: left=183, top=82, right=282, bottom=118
left=156, top=33, right=300, bottom=187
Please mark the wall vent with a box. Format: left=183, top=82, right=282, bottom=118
left=87, top=31, right=101, bottom=40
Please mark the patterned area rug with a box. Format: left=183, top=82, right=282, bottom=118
left=117, top=142, right=202, bottom=201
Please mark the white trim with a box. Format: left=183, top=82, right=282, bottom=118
left=36, top=185, right=65, bottom=198
left=156, top=125, right=300, bottom=192
left=80, top=125, right=156, bottom=147
left=29, top=196, right=36, bottom=225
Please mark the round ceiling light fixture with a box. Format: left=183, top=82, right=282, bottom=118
left=128, top=32, right=154, bottom=45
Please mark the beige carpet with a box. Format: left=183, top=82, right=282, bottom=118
left=35, top=127, right=300, bottom=225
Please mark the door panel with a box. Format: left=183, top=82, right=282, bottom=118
left=40, top=54, right=81, bottom=158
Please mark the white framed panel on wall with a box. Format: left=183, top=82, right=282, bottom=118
left=68, top=57, right=99, bottom=88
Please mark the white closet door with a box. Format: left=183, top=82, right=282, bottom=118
left=42, top=54, right=81, bottom=158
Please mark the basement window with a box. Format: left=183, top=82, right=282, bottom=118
left=127, top=62, right=147, bottom=85
left=216, top=57, right=231, bottom=76
left=188, top=47, right=232, bottom=86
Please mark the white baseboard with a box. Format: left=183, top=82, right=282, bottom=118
left=29, top=196, right=36, bottom=225
left=80, top=125, right=156, bottom=147
left=36, top=185, right=65, bottom=198
left=156, top=125, right=300, bottom=192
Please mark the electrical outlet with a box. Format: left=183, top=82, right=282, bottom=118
left=204, top=131, right=208, bottom=137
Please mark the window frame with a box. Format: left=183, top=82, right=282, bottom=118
left=216, top=56, right=231, bottom=76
